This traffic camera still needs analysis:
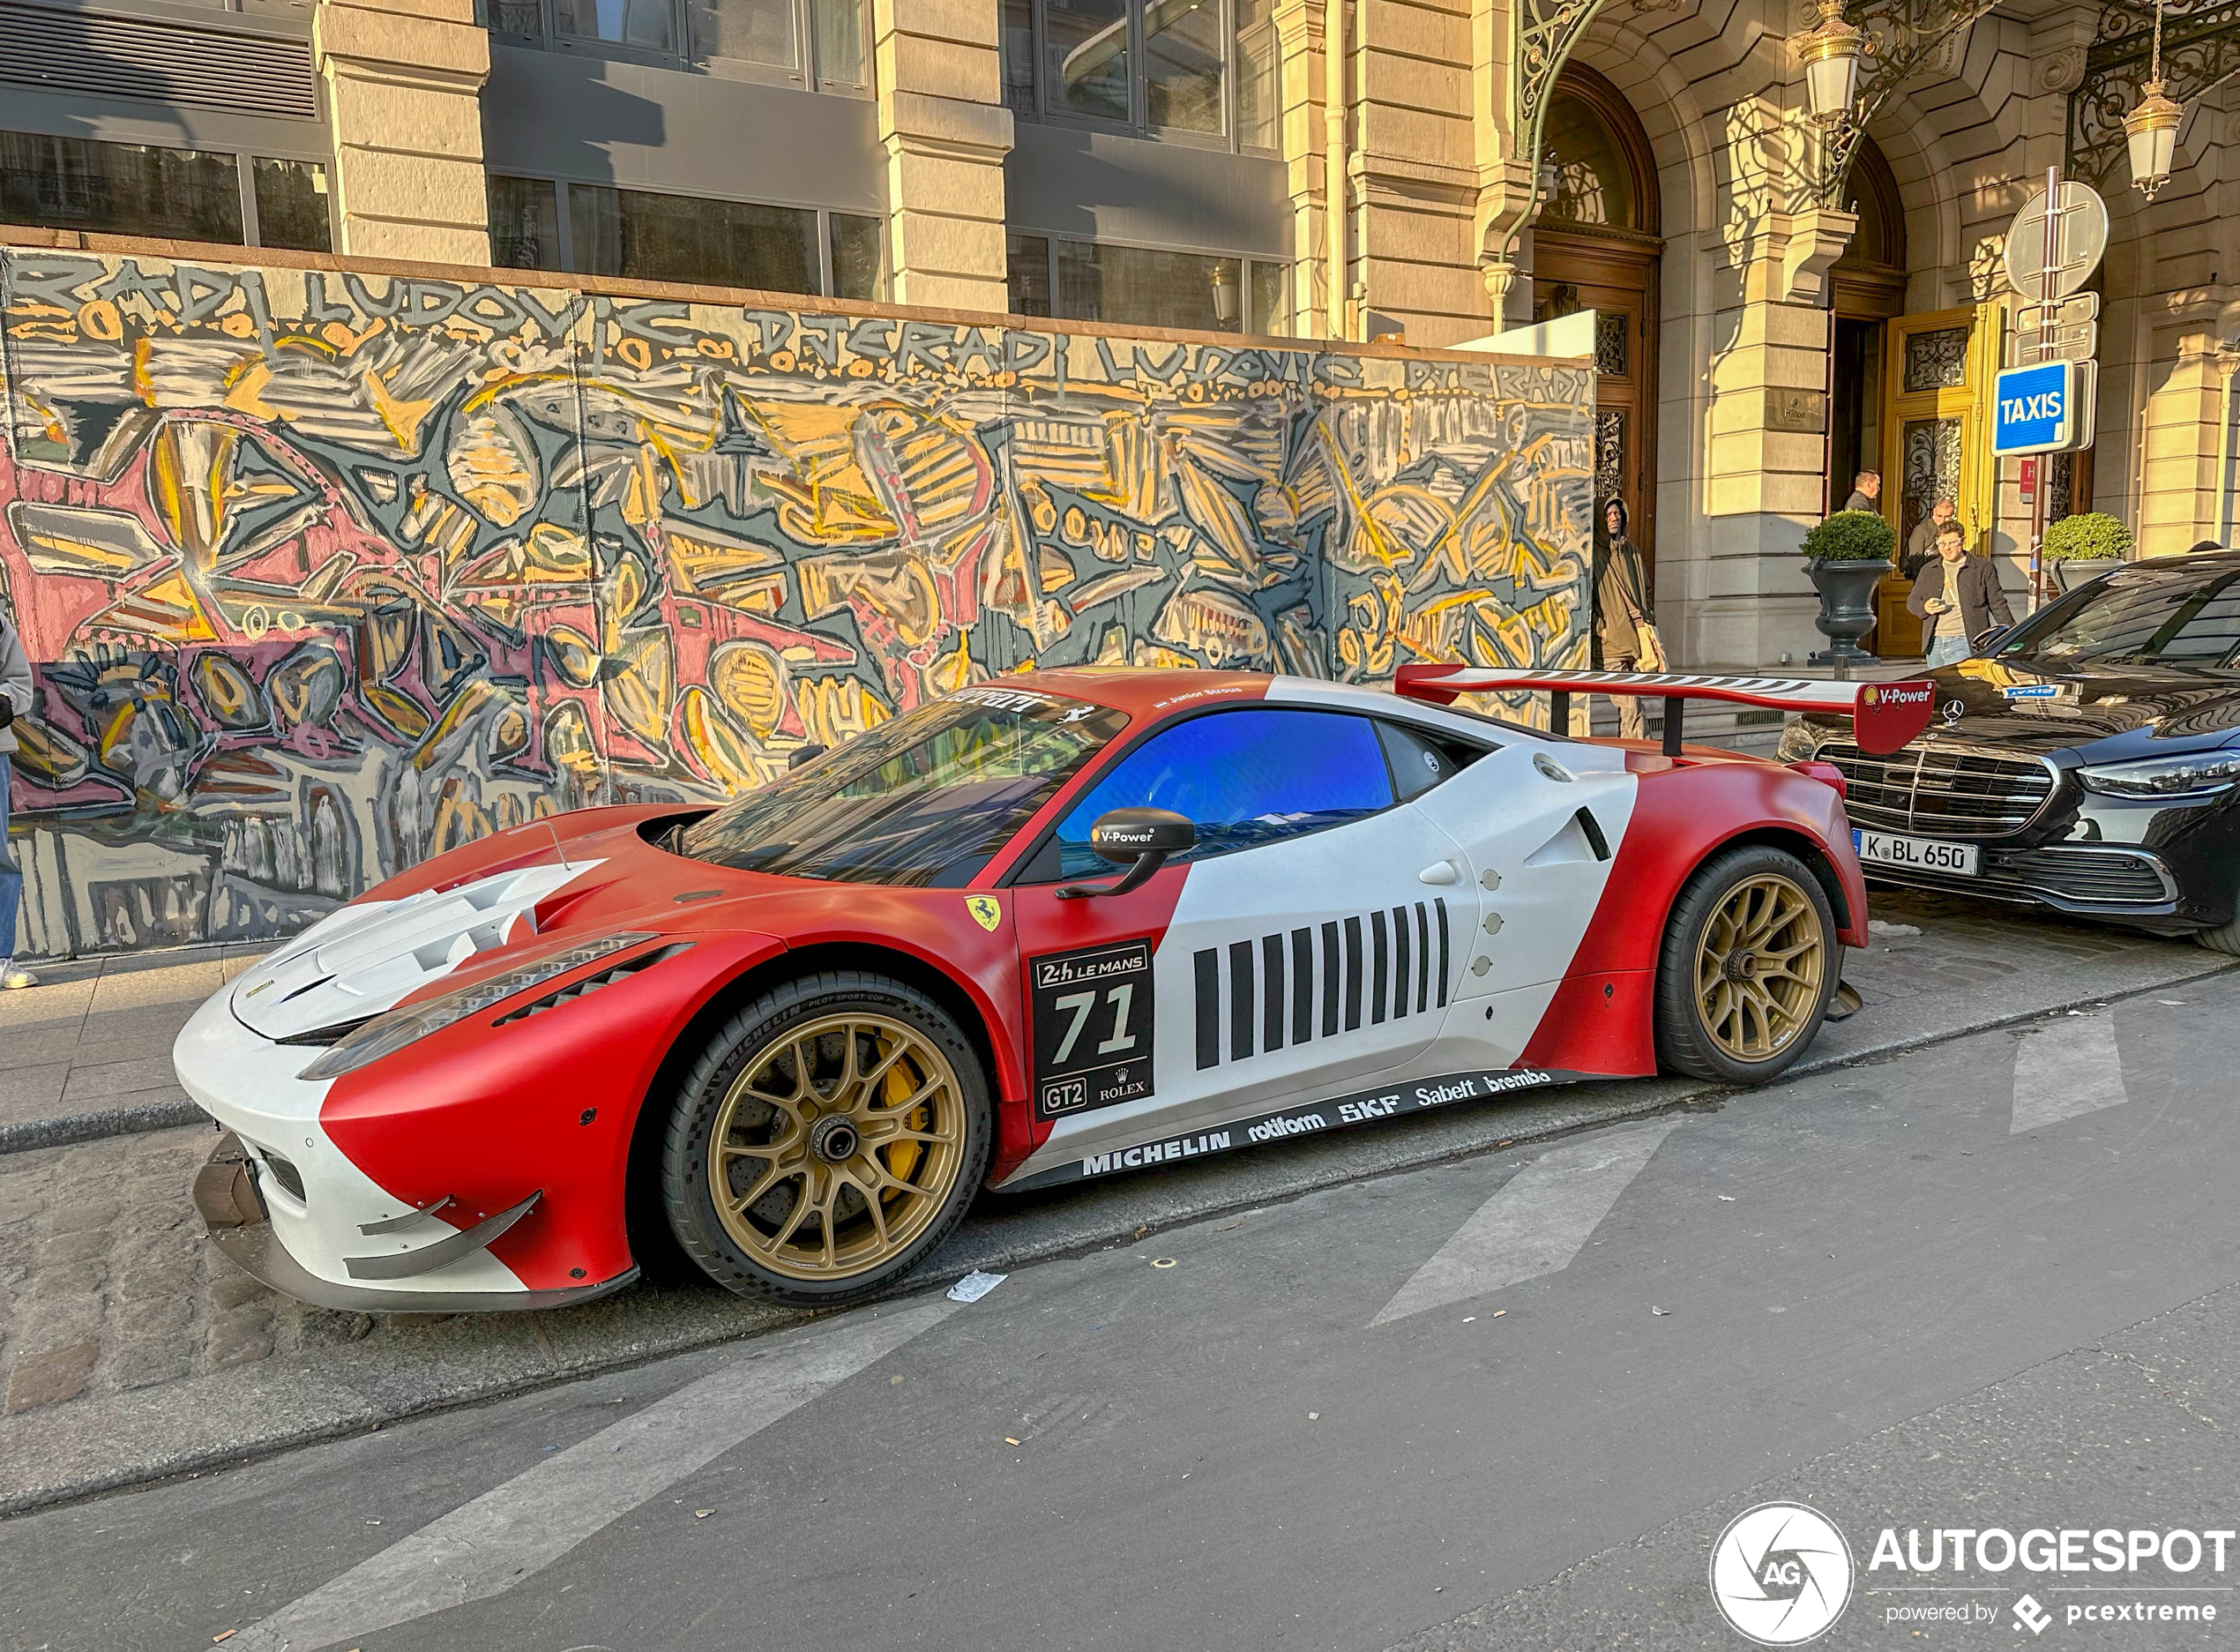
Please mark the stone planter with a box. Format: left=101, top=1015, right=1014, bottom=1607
left=1805, top=557, right=1893, bottom=664
left=2050, top=557, right=2120, bottom=594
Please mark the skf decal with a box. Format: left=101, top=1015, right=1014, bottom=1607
left=1029, top=939, right=1156, bottom=1121
left=966, top=895, right=1003, bottom=931
left=1006, top=1065, right=1564, bottom=1190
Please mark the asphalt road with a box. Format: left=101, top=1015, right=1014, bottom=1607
left=5, top=971, right=2236, bottom=1652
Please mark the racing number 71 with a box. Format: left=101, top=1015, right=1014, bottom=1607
left=1052, top=983, right=1138, bottom=1064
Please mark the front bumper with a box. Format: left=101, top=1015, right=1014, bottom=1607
left=1858, top=841, right=2183, bottom=920
left=194, top=1132, right=638, bottom=1313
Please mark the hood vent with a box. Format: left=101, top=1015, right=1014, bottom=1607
left=491, top=943, right=691, bottom=1026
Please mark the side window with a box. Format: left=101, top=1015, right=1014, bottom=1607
left=1049, top=709, right=1396, bottom=876
left=1378, top=721, right=1465, bottom=801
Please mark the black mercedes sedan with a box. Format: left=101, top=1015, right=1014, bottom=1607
left=1778, top=549, right=2240, bottom=953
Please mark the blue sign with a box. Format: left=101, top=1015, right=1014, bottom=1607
left=1993, top=361, right=2073, bottom=455
left=2002, top=684, right=2058, bottom=699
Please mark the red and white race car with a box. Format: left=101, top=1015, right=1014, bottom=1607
left=179, top=667, right=1932, bottom=1311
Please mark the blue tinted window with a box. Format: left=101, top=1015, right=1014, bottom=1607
left=1052, top=709, right=1394, bottom=874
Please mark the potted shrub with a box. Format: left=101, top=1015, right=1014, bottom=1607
left=2042, top=511, right=2133, bottom=593
left=1800, top=510, right=1897, bottom=664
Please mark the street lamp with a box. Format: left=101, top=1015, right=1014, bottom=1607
left=1799, top=0, right=1866, bottom=126
left=1210, top=260, right=1241, bottom=326
left=2124, top=0, right=2183, bottom=199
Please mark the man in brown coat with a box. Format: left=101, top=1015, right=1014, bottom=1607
left=1908, top=523, right=2014, bottom=668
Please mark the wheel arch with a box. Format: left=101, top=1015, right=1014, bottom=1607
left=621, top=942, right=1019, bottom=1278
left=1704, top=823, right=1859, bottom=938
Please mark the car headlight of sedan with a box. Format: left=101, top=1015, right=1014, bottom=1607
left=298, top=932, right=660, bottom=1080
left=2076, top=751, right=2240, bottom=798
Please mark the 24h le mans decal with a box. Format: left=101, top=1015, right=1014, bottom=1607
left=1030, top=939, right=1155, bottom=1122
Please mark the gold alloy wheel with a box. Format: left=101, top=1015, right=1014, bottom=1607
left=1691, top=872, right=1827, bottom=1063
left=709, top=1013, right=967, bottom=1281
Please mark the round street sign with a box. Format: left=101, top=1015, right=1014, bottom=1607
left=2004, top=182, right=2109, bottom=300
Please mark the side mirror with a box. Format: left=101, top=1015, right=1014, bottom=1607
left=1057, top=808, right=1195, bottom=900
left=787, top=744, right=828, bottom=771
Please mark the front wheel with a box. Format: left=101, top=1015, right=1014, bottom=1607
left=662, top=972, right=992, bottom=1304
left=1654, top=845, right=1839, bottom=1084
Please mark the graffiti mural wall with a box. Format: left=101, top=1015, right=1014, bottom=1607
left=0, top=247, right=1594, bottom=959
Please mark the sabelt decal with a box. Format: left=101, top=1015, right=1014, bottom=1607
left=1005, top=1065, right=1572, bottom=1189
left=1029, top=939, right=1156, bottom=1122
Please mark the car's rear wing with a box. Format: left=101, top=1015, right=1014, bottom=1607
left=1392, top=665, right=1937, bottom=756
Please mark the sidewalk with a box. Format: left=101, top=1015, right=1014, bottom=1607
left=0, top=945, right=266, bottom=1152
left=0, top=889, right=2229, bottom=1514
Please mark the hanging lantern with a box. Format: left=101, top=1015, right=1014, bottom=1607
left=1799, top=0, right=1866, bottom=126
left=2126, top=80, right=2184, bottom=198
left=2125, top=0, right=2184, bottom=200
left=1210, top=260, right=1241, bottom=326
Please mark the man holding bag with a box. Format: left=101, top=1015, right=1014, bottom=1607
left=1, top=602, right=34, bottom=989
left=1593, top=497, right=1657, bottom=739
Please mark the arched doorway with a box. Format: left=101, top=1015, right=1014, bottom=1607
left=1531, top=65, right=1664, bottom=587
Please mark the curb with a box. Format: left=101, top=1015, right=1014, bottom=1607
left=0, top=1099, right=205, bottom=1156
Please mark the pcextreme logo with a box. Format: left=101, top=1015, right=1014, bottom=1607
left=1710, top=1502, right=1855, bottom=1645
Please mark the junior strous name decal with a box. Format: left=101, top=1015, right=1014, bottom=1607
left=1003, top=1065, right=1572, bottom=1190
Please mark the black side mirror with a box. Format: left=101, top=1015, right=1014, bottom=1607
left=788, top=744, right=828, bottom=771
left=1057, top=808, right=1195, bottom=900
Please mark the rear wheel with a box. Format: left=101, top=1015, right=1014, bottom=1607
left=663, top=972, right=991, bottom=1304
left=1654, top=846, right=1839, bottom=1084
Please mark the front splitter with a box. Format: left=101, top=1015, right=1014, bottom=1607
left=193, top=1132, right=639, bottom=1315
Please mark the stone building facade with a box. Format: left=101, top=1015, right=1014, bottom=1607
left=3, top=0, right=2237, bottom=668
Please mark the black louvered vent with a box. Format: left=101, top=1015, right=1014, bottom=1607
left=0, top=3, right=317, bottom=121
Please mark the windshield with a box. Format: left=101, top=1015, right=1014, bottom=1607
left=2000, top=563, right=2240, bottom=671
left=676, top=685, right=1130, bottom=886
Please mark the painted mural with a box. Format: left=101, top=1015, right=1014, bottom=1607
left=0, top=250, right=1594, bottom=959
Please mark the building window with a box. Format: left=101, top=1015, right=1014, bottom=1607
left=1004, top=0, right=1280, bottom=151
left=1008, top=232, right=1288, bottom=334
left=490, top=175, right=883, bottom=300
left=0, top=131, right=330, bottom=252
left=488, top=0, right=867, bottom=91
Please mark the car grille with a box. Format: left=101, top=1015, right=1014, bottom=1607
left=1993, top=847, right=2174, bottom=906
left=1819, top=741, right=2057, bottom=837
left=1860, top=845, right=2174, bottom=908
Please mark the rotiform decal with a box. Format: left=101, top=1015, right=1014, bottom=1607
left=1029, top=939, right=1155, bottom=1122
left=1004, top=1064, right=1564, bottom=1189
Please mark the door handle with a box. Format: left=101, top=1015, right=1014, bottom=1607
left=1417, top=860, right=1460, bottom=886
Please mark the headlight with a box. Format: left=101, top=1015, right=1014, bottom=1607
left=1774, top=719, right=1826, bottom=764
left=298, top=932, right=659, bottom=1080
left=2076, top=751, right=2240, bottom=798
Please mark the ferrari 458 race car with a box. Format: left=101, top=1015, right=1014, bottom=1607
left=178, top=666, right=1932, bottom=1311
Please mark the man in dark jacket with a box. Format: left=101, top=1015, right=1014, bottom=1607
left=1841, top=470, right=1881, bottom=513
left=1908, top=523, right=2014, bottom=667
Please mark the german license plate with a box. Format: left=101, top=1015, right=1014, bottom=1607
left=1852, top=828, right=1980, bottom=876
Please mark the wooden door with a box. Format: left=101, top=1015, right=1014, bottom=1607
left=1534, top=229, right=1661, bottom=582
left=1874, top=306, right=1997, bottom=657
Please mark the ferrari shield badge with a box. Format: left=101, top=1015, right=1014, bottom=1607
left=967, top=895, right=1003, bottom=931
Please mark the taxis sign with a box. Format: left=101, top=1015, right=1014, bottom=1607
left=1993, top=361, right=2075, bottom=456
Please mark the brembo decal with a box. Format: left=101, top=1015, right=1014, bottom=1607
left=1004, top=1064, right=1571, bottom=1191
left=1192, top=899, right=1451, bottom=1070
left=1029, top=939, right=1156, bottom=1122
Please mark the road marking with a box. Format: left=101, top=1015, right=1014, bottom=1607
left=1370, top=1118, right=1684, bottom=1327
left=228, top=1299, right=956, bottom=1652
left=2012, top=1007, right=2128, bottom=1133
